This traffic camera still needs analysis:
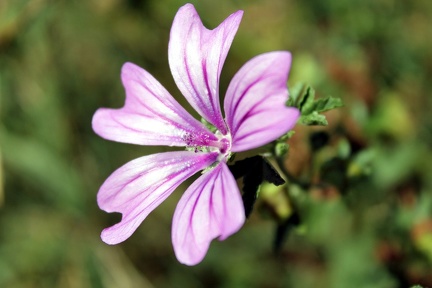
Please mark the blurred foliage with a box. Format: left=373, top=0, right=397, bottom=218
left=1, top=0, right=432, bottom=287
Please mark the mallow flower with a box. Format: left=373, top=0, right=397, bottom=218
left=92, top=3, right=299, bottom=265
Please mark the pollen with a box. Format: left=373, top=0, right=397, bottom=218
left=182, top=131, right=232, bottom=161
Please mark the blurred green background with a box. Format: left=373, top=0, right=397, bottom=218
left=1, top=0, right=432, bottom=287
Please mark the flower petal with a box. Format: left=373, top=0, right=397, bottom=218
left=169, top=3, right=243, bottom=134
left=172, top=163, right=245, bottom=265
left=98, top=151, right=218, bottom=245
left=224, top=51, right=300, bottom=152
left=92, top=62, right=217, bottom=147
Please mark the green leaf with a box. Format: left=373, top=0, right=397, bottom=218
left=287, top=82, right=306, bottom=106
left=299, top=111, right=328, bottom=126
left=298, top=86, right=316, bottom=115
left=287, top=84, right=342, bottom=126
left=275, top=142, right=289, bottom=158
left=279, top=130, right=296, bottom=142
left=311, top=96, right=343, bottom=113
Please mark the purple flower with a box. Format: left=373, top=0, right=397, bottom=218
left=92, top=3, right=299, bottom=265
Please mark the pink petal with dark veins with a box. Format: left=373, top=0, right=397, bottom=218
left=224, top=52, right=300, bottom=152
left=98, top=151, right=218, bottom=245
left=169, top=4, right=243, bottom=134
left=92, top=62, right=216, bottom=147
left=172, top=163, right=245, bottom=265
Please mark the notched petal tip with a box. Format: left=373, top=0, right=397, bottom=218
left=169, top=3, right=243, bottom=134
left=100, top=223, right=127, bottom=245
left=120, top=62, right=140, bottom=83
left=91, top=107, right=114, bottom=139
left=92, top=60, right=217, bottom=147
left=178, top=3, right=243, bottom=23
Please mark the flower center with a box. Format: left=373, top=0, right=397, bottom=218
left=182, top=131, right=232, bottom=162
left=211, top=133, right=232, bottom=162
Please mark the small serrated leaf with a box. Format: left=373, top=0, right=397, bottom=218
left=288, top=84, right=342, bottom=127
left=299, top=111, right=328, bottom=126
left=275, top=142, right=289, bottom=158
left=298, top=86, right=316, bottom=115
left=287, top=82, right=306, bottom=106
left=311, top=96, right=343, bottom=113
left=279, top=130, right=295, bottom=142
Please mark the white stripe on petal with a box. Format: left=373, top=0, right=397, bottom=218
left=172, top=162, right=245, bottom=266
left=169, top=4, right=243, bottom=134
left=98, top=151, right=218, bottom=245
left=224, top=52, right=300, bottom=152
